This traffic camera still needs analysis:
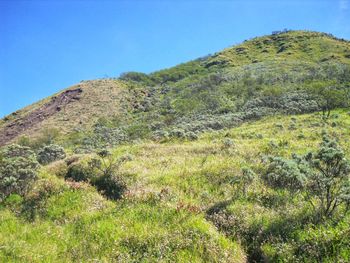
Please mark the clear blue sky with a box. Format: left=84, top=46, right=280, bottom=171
left=1, top=0, right=349, bottom=117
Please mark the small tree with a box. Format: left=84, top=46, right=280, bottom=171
left=307, top=82, right=348, bottom=118
left=0, top=144, right=39, bottom=201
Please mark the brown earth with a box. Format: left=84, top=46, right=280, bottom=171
left=0, top=88, right=83, bottom=146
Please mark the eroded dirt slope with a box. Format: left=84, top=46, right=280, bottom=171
left=0, top=79, right=127, bottom=146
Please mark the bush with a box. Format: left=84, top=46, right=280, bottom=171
left=45, top=160, right=68, bottom=178
left=92, top=173, right=126, bottom=200
left=305, top=136, right=350, bottom=218
left=265, top=136, right=350, bottom=218
left=37, top=144, right=66, bottom=165
left=264, top=156, right=308, bottom=192
left=119, top=71, right=154, bottom=85
left=169, top=129, right=186, bottom=138
left=152, top=130, right=169, bottom=141
left=87, top=150, right=129, bottom=200
left=222, top=138, right=234, bottom=149
left=65, top=163, right=92, bottom=182
left=64, top=150, right=128, bottom=200
left=230, top=167, right=255, bottom=197
left=186, top=131, right=198, bottom=141
left=0, top=144, right=39, bottom=201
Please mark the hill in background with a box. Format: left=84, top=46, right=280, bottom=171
left=1, top=30, right=349, bottom=149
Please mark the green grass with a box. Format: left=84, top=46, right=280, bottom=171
left=0, top=175, right=244, bottom=262
left=1, top=109, right=350, bottom=262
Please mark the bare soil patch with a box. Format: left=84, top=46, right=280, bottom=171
left=0, top=88, right=83, bottom=146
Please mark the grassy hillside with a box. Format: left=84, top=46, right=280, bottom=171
left=0, top=79, right=129, bottom=144
left=1, top=30, right=350, bottom=148
left=1, top=110, right=350, bottom=262
left=1, top=30, right=350, bottom=262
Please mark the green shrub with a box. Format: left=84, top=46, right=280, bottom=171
left=119, top=71, right=154, bottom=85
left=265, top=136, right=350, bottom=218
left=222, top=138, right=234, bottom=149
left=186, top=131, right=198, bottom=141
left=264, top=156, right=308, bottom=192
left=65, top=163, right=93, bottom=182
left=0, top=144, right=39, bottom=201
left=169, top=129, right=186, bottom=138
left=305, top=136, right=350, bottom=218
left=92, top=173, right=126, bottom=200
left=37, top=144, right=66, bottom=165
left=88, top=150, right=129, bottom=200
left=230, top=167, right=255, bottom=197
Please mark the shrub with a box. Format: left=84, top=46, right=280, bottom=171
left=92, top=173, right=126, bottom=200
left=306, top=83, right=348, bottom=118
left=152, top=130, right=169, bottom=141
left=169, top=129, right=186, bottom=138
left=64, top=150, right=128, bottom=200
left=230, top=167, right=255, bottom=197
left=222, top=138, right=234, bottom=149
left=37, top=144, right=66, bottom=165
left=88, top=150, right=128, bottom=200
left=119, top=71, right=154, bottom=85
left=65, top=162, right=92, bottom=182
left=0, top=144, right=39, bottom=201
left=265, top=136, right=350, bottom=218
left=264, top=156, right=308, bottom=192
left=305, top=136, right=350, bottom=218
left=186, top=131, right=198, bottom=141
left=45, top=160, right=68, bottom=178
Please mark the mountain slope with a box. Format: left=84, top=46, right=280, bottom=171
left=1, top=110, right=349, bottom=261
left=1, top=30, right=350, bottom=148
left=1, top=30, right=350, bottom=262
left=0, top=79, right=128, bottom=145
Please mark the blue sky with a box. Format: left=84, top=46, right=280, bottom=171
left=0, top=0, right=349, bottom=117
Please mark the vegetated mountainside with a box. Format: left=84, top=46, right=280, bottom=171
left=1, top=110, right=350, bottom=262
left=1, top=30, right=350, bottom=262
left=1, top=30, right=350, bottom=148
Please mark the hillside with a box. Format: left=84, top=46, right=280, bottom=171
left=1, top=30, right=350, bottom=148
left=1, top=110, right=350, bottom=261
left=1, top=30, right=350, bottom=262
left=0, top=79, right=127, bottom=145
